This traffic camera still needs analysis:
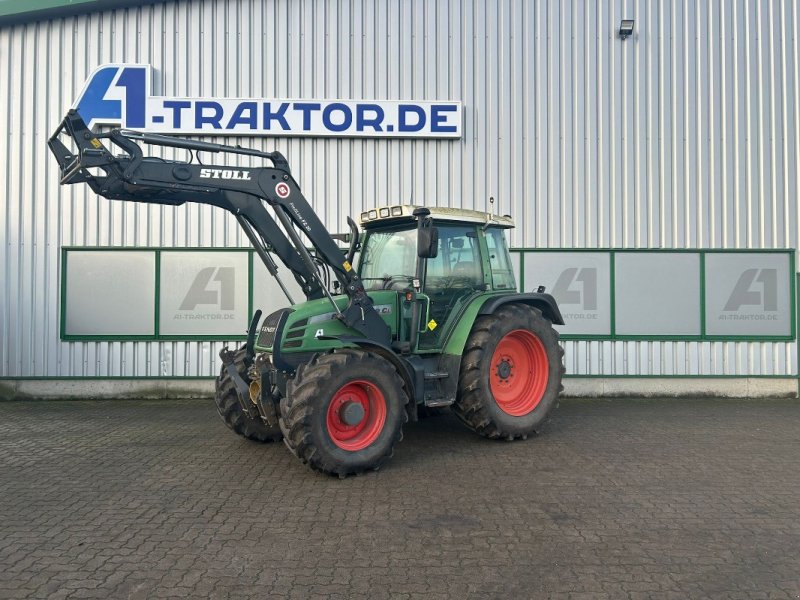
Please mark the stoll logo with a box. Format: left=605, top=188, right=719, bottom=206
left=720, top=268, right=778, bottom=321
left=174, top=267, right=236, bottom=321
left=73, top=64, right=462, bottom=138
left=552, top=267, right=599, bottom=320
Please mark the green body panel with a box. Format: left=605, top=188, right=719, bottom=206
left=441, top=292, right=510, bottom=357
left=255, top=291, right=400, bottom=354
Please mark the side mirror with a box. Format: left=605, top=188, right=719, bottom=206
left=418, top=225, right=439, bottom=258
left=345, top=216, right=360, bottom=264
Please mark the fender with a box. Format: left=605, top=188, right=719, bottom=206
left=442, top=292, right=564, bottom=359
left=316, top=335, right=420, bottom=404
left=478, top=292, right=564, bottom=325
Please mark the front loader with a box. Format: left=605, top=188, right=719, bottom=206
left=49, top=110, right=565, bottom=477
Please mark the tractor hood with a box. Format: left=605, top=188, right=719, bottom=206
left=254, top=291, right=400, bottom=357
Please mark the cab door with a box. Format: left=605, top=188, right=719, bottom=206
left=417, top=224, right=486, bottom=351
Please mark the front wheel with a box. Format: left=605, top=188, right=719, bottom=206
left=279, top=349, right=409, bottom=477
left=453, top=304, right=564, bottom=439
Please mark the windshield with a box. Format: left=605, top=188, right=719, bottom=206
left=359, top=227, right=418, bottom=289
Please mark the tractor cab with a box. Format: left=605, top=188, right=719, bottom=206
left=358, top=205, right=517, bottom=350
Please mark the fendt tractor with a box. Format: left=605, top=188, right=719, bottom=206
left=49, top=110, right=565, bottom=477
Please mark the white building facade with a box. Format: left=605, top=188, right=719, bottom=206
left=1, top=0, right=798, bottom=396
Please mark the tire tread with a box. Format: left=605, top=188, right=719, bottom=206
left=279, top=349, right=408, bottom=477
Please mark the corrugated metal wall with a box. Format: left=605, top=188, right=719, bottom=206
left=1, top=0, right=798, bottom=377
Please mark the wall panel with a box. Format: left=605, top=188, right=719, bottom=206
left=0, top=0, right=798, bottom=377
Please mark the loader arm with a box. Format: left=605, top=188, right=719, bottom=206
left=48, top=110, right=390, bottom=345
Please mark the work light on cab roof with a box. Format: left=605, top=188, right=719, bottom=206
left=360, top=205, right=515, bottom=229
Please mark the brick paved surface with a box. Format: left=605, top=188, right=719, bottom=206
left=0, top=397, right=799, bottom=600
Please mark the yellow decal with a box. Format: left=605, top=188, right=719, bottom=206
left=343, top=261, right=352, bottom=272
left=90, top=138, right=103, bottom=149
left=427, top=319, right=438, bottom=331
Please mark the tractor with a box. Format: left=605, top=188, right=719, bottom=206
left=49, top=110, right=565, bottom=477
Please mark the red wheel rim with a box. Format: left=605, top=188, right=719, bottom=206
left=326, top=380, right=387, bottom=451
left=489, top=329, right=549, bottom=416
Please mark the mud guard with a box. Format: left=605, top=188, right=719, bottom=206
left=478, top=293, right=564, bottom=325
left=316, top=335, right=421, bottom=413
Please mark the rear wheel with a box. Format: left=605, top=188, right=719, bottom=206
left=214, top=346, right=282, bottom=442
left=279, top=349, right=409, bottom=477
left=453, top=304, right=564, bottom=439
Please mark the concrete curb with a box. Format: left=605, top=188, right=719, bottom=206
left=562, top=377, right=798, bottom=399
left=0, top=379, right=216, bottom=400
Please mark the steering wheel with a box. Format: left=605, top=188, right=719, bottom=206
left=381, top=275, right=412, bottom=290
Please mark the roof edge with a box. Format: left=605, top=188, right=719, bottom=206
left=0, top=1, right=170, bottom=27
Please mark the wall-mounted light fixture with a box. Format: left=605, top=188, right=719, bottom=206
left=619, top=19, right=634, bottom=40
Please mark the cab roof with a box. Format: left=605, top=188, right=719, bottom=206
left=359, top=205, right=515, bottom=229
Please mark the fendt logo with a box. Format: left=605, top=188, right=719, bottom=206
left=721, top=268, right=778, bottom=320
left=177, top=267, right=235, bottom=317
left=73, top=64, right=462, bottom=138
left=552, top=267, right=598, bottom=311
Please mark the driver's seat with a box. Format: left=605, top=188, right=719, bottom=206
left=452, top=260, right=480, bottom=282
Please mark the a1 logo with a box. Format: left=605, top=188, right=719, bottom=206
left=179, top=267, right=235, bottom=310
left=74, top=64, right=149, bottom=128
left=723, top=268, right=777, bottom=312
left=552, top=267, right=597, bottom=310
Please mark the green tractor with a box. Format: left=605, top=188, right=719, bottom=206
left=49, top=111, right=565, bottom=477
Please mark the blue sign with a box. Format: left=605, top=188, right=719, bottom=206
left=73, top=64, right=462, bottom=138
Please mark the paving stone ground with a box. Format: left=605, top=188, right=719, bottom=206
left=0, top=396, right=799, bottom=599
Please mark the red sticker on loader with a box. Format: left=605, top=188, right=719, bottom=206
left=275, top=182, right=291, bottom=198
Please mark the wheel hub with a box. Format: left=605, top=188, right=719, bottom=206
left=326, top=380, right=388, bottom=451
left=489, top=329, right=550, bottom=417
left=340, top=400, right=366, bottom=426
left=496, top=359, right=512, bottom=380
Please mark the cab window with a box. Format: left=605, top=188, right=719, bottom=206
left=425, top=227, right=483, bottom=289
left=359, top=228, right=417, bottom=290
left=485, top=228, right=516, bottom=290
